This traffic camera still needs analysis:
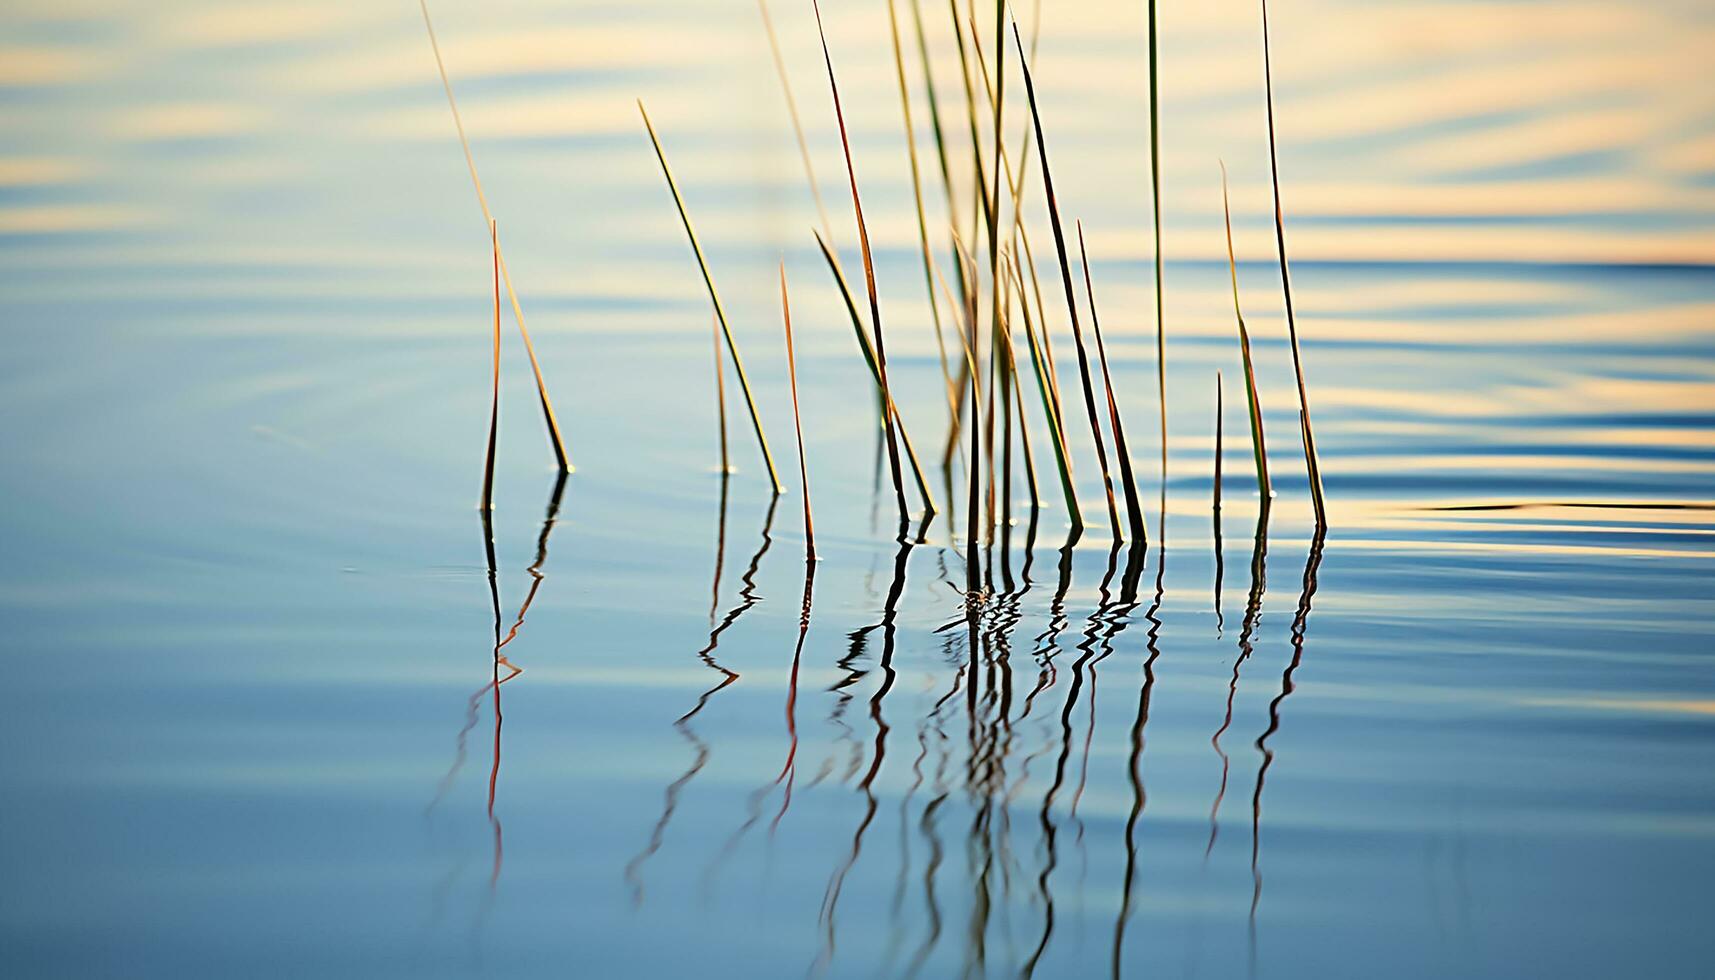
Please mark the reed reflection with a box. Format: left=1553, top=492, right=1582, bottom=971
left=625, top=491, right=778, bottom=906
left=1249, top=525, right=1329, bottom=943
left=1113, top=509, right=1166, bottom=978
left=1207, top=500, right=1273, bottom=859
left=817, top=518, right=916, bottom=974
left=428, top=473, right=567, bottom=907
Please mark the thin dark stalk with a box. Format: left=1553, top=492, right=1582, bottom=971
left=986, top=0, right=1008, bottom=549
left=1077, top=222, right=1147, bottom=544
left=420, top=0, right=571, bottom=473
left=1261, top=0, right=1326, bottom=525
left=1007, top=251, right=1079, bottom=530
left=999, top=274, right=1040, bottom=511
left=1221, top=162, right=1271, bottom=499
left=480, top=220, right=500, bottom=513
left=908, top=0, right=964, bottom=306
left=712, top=313, right=729, bottom=474
left=810, top=0, right=910, bottom=526
left=1146, top=0, right=1166, bottom=490
left=1213, top=371, right=1225, bottom=634
left=939, top=1, right=994, bottom=469
left=886, top=0, right=957, bottom=436
left=967, top=16, right=1067, bottom=479
left=812, top=232, right=939, bottom=515
left=780, top=262, right=814, bottom=563
left=965, top=245, right=983, bottom=594
left=1011, top=18, right=1124, bottom=540
left=640, top=102, right=783, bottom=494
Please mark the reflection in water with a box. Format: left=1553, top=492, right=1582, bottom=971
left=1208, top=501, right=1273, bottom=859
left=626, top=493, right=779, bottom=905
left=816, top=519, right=915, bottom=974
left=6, top=0, right=1715, bottom=975
left=428, top=474, right=567, bottom=906
left=1112, top=507, right=1165, bottom=977
left=1249, top=526, right=1329, bottom=948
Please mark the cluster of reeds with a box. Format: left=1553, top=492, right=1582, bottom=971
left=426, top=0, right=1329, bottom=538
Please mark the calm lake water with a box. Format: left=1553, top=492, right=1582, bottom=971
left=3, top=0, right=1713, bottom=977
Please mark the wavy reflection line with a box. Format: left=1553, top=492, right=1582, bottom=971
left=1249, top=527, right=1328, bottom=940
left=817, top=519, right=916, bottom=976
left=954, top=503, right=1043, bottom=978
left=1019, top=530, right=1077, bottom=721
left=497, top=472, right=569, bottom=652
left=1067, top=540, right=1124, bottom=828
left=702, top=556, right=818, bottom=892
left=1112, top=509, right=1166, bottom=979
left=429, top=473, right=562, bottom=821
left=624, top=495, right=779, bottom=906
left=771, top=559, right=817, bottom=833
left=1207, top=501, right=1272, bottom=859
left=1022, top=537, right=1120, bottom=974
left=881, top=680, right=937, bottom=975
left=904, top=635, right=967, bottom=978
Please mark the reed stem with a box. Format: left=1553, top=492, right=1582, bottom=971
left=812, top=233, right=939, bottom=516
left=780, top=262, right=814, bottom=562
left=1146, top=0, right=1166, bottom=488
left=1012, top=17, right=1124, bottom=539
left=1007, top=250, right=1080, bottom=532
left=1078, top=222, right=1148, bottom=544
left=420, top=0, right=571, bottom=473
left=640, top=101, right=784, bottom=494
left=810, top=0, right=910, bottom=526
left=1221, top=163, right=1271, bottom=499
left=1261, top=0, right=1326, bottom=525
left=480, top=220, right=500, bottom=513
left=712, top=313, right=730, bottom=474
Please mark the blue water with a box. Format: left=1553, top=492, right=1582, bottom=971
left=2, top=0, right=1713, bottom=976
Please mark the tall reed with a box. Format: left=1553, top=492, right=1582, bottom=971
left=1260, top=0, right=1326, bottom=525
left=997, top=260, right=1040, bottom=511
left=1011, top=17, right=1125, bottom=539
left=1007, top=250, right=1081, bottom=533
left=1214, top=370, right=1225, bottom=514
left=1145, top=0, right=1166, bottom=485
left=1221, top=163, right=1271, bottom=499
left=1077, top=223, right=1148, bottom=544
left=985, top=0, right=1009, bottom=546
left=780, top=262, right=814, bottom=563
left=639, top=102, right=784, bottom=494
left=712, top=313, right=730, bottom=475
left=419, top=0, right=571, bottom=473
left=480, top=220, right=500, bottom=513
left=809, top=0, right=910, bottom=526
left=811, top=232, right=939, bottom=516
left=885, top=0, right=958, bottom=433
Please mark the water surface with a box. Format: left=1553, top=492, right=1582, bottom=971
left=2, top=1, right=1713, bottom=977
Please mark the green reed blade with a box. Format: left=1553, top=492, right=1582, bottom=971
left=1007, top=248, right=1079, bottom=531
left=419, top=0, right=571, bottom=473
left=1077, top=222, right=1148, bottom=544
left=886, top=0, right=959, bottom=435
left=779, top=261, right=815, bottom=562
left=1221, top=162, right=1271, bottom=499
left=1011, top=15, right=1124, bottom=539
left=1260, top=0, right=1326, bottom=525
left=814, top=232, right=940, bottom=516
left=480, top=220, right=500, bottom=513
left=639, top=101, right=784, bottom=494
